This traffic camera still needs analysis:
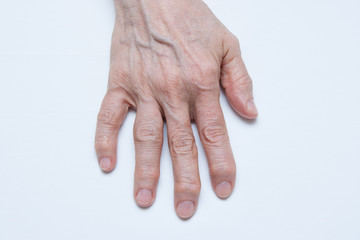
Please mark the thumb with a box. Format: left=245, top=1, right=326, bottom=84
left=220, top=33, right=258, bottom=119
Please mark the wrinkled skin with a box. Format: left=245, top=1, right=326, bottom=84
left=95, top=0, right=258, bottom=219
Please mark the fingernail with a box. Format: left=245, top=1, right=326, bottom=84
left=215, top=181, right=232, bottom=199
left=136, top=189, right=153, bottom=207
left=99, top=157, right=112, bottom=171
left=247, top=99, right=258, bottom=116
left=177, top=201, right=195, bottom=219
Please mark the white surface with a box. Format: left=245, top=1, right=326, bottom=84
left=0, top=0, right=359, bottom=239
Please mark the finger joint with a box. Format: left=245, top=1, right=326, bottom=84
left=202, top=123, right=228, bottom=145
left=170, top=131, right=196, bottom=156
left=134, top=121, right=162, bottom=144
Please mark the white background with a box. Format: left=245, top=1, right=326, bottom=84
left=0, top=0, right=359, bottom=239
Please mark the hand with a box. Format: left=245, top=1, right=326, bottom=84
left=95, top=0, right=258, bottom=219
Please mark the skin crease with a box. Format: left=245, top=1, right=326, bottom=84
left=95, top=0, right=258, bottom=219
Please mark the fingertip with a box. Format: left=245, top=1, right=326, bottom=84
left=176, top=200, right=195, bottom=219
left=225, top=88, right=258, bottom=120
left=135, top=188, right=154, bottom=207
left=246, top=99, right=259, bottom=119
left=215, top=181, right=232, bottom=199
left=94, top=140, right=117, bottom=172
left=99, top=157, right=115, bottom=172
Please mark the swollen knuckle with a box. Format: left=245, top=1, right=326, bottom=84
left=94, top=139, right=111, bottom=152
left=202, top=124, right=228, bottom=145
left=189, top=62, right=219, bottom=91
left=200, top=63, right=218, bottom=79
left=170, top=131, right=196, bottom=156
left=176, top=182, right=201, bottom=195
left=210, top=163, right=236, bottom=178
left=202, top=63, right=220, bottom=79
left=134, top=122, right=162, bottom=143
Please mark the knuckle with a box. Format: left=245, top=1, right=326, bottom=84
left=162, top=73, right=183, bottom=94
left=210, top=162, right=236, bottom=178
left=164, top=68, right=182, bottom=83
left=189, top=61, right=219, bottom=91
left=97, top=107, right=121, bottom=128
left=176, top=181, right=201, bottom=195
left=224, top=31, right=241, bottom=56
left=170, top=131, right=196, bottom=156
left=136, top=167, right=160, bottom=181
left=232, top=34, right=240, bottom=46
left=202, top=123, right=228, bottom=145
left=227, top=32, right=240, bottom=46
left=94, top=139, right=111, bottom=152
left=199, top=62, right=218, bottom=79
left=155, top=70, right=183, bottom=101
left=134, top=121, right=162, bottom=144
left=234, top=73, right=253, bottom=90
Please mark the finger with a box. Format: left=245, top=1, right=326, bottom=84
left=95, top=89, right=129, bottom=172
left=165, top=105, right=200, bottom=219
left=221, top=32, right=258, bottom=119
left=133, top=101, right=163, bottom=207
left=194, top=94, right=236, bottom=199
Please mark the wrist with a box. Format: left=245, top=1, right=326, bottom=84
left=113, top=0, right=181, bottom=35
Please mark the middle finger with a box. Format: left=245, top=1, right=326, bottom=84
left=165, top=104, right=201, bottom=219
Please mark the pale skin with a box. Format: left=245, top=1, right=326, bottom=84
left=95, top=0, right=258, bottom=219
